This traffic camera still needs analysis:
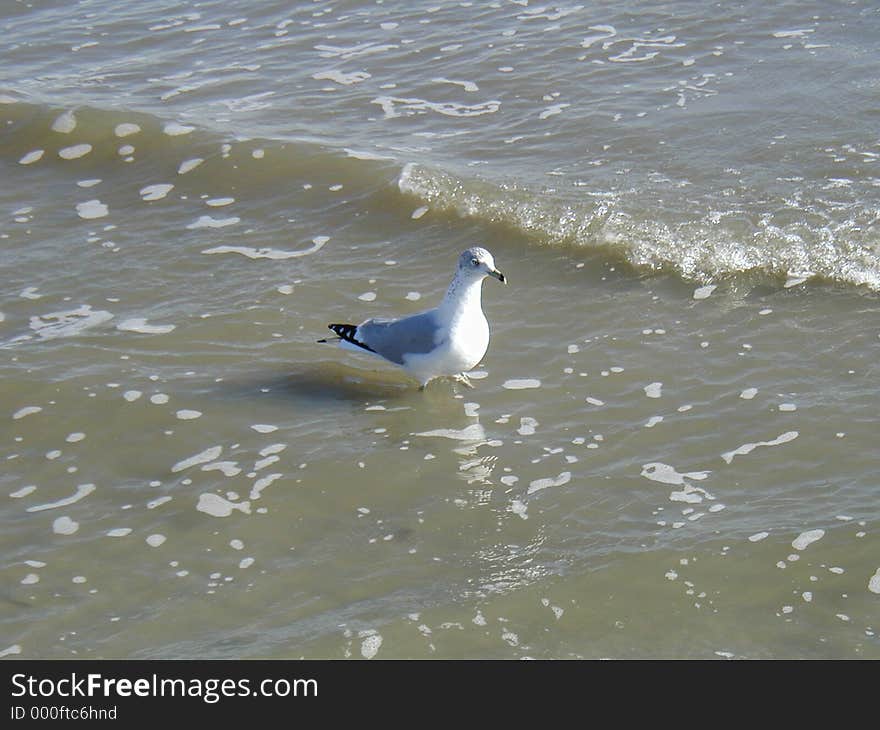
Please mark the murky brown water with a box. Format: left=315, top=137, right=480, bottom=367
left=2, top=0, right=878, bottom=659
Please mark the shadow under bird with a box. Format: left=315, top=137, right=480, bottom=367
left=318, top=247, right=507, bottom=388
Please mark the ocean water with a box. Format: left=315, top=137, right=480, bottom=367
left=1, top=0, right=878, bottom=659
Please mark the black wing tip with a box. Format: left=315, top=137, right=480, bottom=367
left=326, top=323, right=376, bottom=353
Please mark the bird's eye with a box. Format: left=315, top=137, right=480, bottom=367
left=471, top=258, right=479, bottom=267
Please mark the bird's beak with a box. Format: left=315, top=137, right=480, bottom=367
left=490, top=269, right=507, bottom=284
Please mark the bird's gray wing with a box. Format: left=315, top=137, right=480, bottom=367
left=357, top=310, right=443, bottom=365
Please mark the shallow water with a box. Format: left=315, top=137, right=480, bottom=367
left=1, top=0, right=878, bottom=659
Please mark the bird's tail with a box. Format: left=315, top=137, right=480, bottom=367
left=318, top=323, right=376, bottom=353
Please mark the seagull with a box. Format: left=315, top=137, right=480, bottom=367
left=319, top=247, right=506, bottom=388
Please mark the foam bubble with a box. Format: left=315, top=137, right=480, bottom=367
left=206, top=197, right=234, bottom=207
left=187, top=215, right=240, bottom=229
left=76, top=200, right=108, bottom=219
left=239, top=557, right=255, bottom=569
left=641, top=463, right=710, bottom=485
left=21, top=573, right=40, bottom=585
left=176, top=410, right=202, bottom=420
left=51, top=111, right=77, bottom=133
left=250, top=473, right=283, bottom=500
left=146, top=534, right=166, bottom=547
left=202, top=236, right=329, bottom=259
left=503, top=378, right=541, bottom=390
left=517, top=417, right=538, bottom=436
left=204, top=462, right=243, bottom=478
left=10, top=485, right=37, bottom=498
left=748, top=531, right=769, bottom=542
left=413, top=424, right=486, bottom=441
left=13, top=406, right=43, bottom=420
left=59, top=144, right=92, bottom=160
left=117, top=318, right=176, bottom=334
left=178, top=158, right=204, bottom=174
left=791, top=529, right=825, bottom=551
left=28, top=483, right=96, bottom=512
left=644, top=382, right=663, bottom=398
left=172, top=446, right=223, bottom=472
left=123, top=390, right=142, bottom=402
left=140, top=184, right=174, bottom=201
left=149, top=393, right=170, bottom=405
left=693, top=284, right=717, bottom=299
left=19, top=149, right=44, bottom=165
left=358, top=292, right=377, bottom=301
left=740, top=388, right=758, bottom=399
left=107, top=528, right=132, bottom=537
left=869, top=568, right=880, bottom=594
left=115, top=123, right=141, bottom=137
left=164, top=122, right=195, bottom=136
left=721, top=431, right=798, bottom=464
left=65, top=432, right=85, bottom=443
left=360, top=633, right=382, bottom=659
left=76, top=199, right=110, bottom=220
left=52, top=516, right=79, bottom=535
left=527, top=471, right=571, bottom=495
left=196, top=493, right=251, bottom=517
left=251, top=424, right=278, bottom=434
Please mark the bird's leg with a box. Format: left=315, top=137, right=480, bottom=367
left=455, top=373, right=475, bottom=389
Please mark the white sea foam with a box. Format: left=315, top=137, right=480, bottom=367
left=413, top=424, right=486, bottom=441
left=59, top=144, right=92, bottom=160
left=164, top=122, right=195, bottom=136
left=202, top=461, right=241, bottom=477
left=372, top=96, right=500, bottom=119
left=76, top=200, right=108, bottom=219
left=527, top=471, right=571, bottom=495
left=721, top=431, right=798, bottom=464
left=19, top=149, right=44, bottom=165
left=140, top=184, right=174, bottom=201
left=172, top=446, right=223, bottom=472
left=251, top=424, right=278, bottom=434
left=250, top=473, right=282, bottom=500
left=176, top=410, right=202, bottom=420
left=51, top=111, right=77, bottom=133
left=644, top=382, right=663, bottom=398
left=202, top=236, right=329, bottom=259
left=187, top=215, right=240, bottom=229
left=27, top=483, right=96, bottom=512
left=313, top=69, right=371, bottom=85
left=641, top=463, right=710, bottom=485
left=503, top=378, right=541, bottom=390
left=117, top=318, right=176, bottom=334
left=52, top=516, right=79, bottom=535
left=196, top=493, right=251, bottom=517
left=13, top=406, right=42, bottom=420
left=107, top=528, right=132, bottom=537
left=178, top=158, right=204, bottom=174
left=115, top=123, right=141, bottom=137
left=791, top=529, right=825, bottom=551
left=360, top=633, right=382, bottom=659
left=10, top=485, right=37, bottom=498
